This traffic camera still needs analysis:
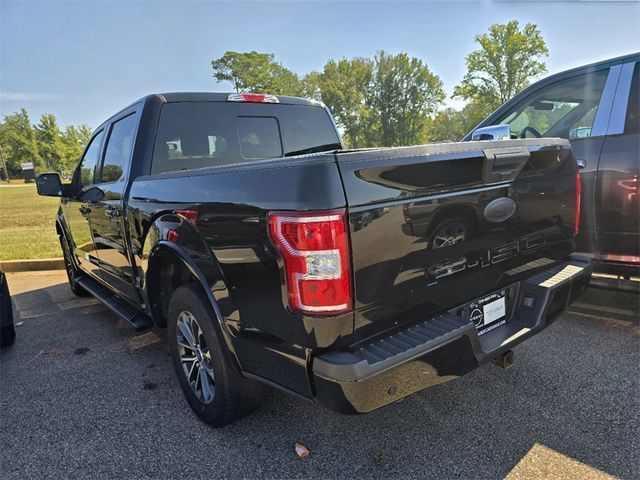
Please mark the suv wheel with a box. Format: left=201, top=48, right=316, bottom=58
left=59, top=236, right=89, bottom=297
left=168, top=284, right=265, bottom=426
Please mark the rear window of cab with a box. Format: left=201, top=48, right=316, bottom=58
left=151, top=102, right=341, bottom=175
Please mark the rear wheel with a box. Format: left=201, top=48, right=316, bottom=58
left=59, top=236, right=89, bottom=297
left=168, top=284, right=265, bottom=427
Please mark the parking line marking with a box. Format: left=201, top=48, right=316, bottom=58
left=506, top=443, right=617, bottom=480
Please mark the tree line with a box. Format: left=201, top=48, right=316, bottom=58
left=212, top=20, right=548, bottom=147
left=0, top=20, right=548, bottom=180
left=0, top=108, right=91, bottom=180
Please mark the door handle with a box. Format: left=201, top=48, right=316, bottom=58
left=576, top=159, right=586, bottom=170
left=79, top=206, right=91, bottom=215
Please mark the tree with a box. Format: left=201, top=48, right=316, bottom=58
left=36, top=114, right=65, bottom=171
left=0, top=110, right=92, bottom=179
left=430, top=108, right=468, bottom=143
left=0, top=108, right=40, bottom=177
left=371, top=51, right=445, bottom=146
left=61, top=125, right=91, bottom=174
left=453, top=20, right=549, bottom=112
left=211, top=51, right=303, bottom=95
left=309, top=58, right=376, bottom=148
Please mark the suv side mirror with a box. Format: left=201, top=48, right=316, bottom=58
left=36, top=173, right=64, bottom=197
left=471, top=124, right=511, bottom=141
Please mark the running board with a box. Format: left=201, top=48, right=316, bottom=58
left=77, top=276, right=153, bottom=331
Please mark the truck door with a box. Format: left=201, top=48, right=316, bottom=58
left=89, top=108, right=140, bottom=302
left=63, top=129, right=105, bottom=279
left=596, top=61, right=640, bottom=265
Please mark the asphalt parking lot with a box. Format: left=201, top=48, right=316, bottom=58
left=1, top=271, right=638, bottom=479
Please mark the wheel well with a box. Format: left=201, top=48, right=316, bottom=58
left=427, top=205, right=478, bottom=237
left=147, top=250, right=197, bottom=327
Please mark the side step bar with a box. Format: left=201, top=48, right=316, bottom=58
left=77, top=276, right=153, bottom=331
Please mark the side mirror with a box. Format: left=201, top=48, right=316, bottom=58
left=36, top=173, right=64, bottom=197
left=471, top=124, right=511, bottom=141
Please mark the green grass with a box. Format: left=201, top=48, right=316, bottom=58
left=0, top=184, right=62, bottom=260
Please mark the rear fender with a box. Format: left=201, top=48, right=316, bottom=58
left=141, top=213, right=241, bottom=367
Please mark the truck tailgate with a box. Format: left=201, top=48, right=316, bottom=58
left=335, top=139, right=578, bottom=342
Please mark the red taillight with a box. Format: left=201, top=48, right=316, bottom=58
left=176, top=209, right=199, bottom=224
left=167, top=229, right=179, bottom=243
left=227, top=93, right=279, bottom=103
left=574, top=170, right=582, bottom=236
left=268, top=209, right=352, bottom=316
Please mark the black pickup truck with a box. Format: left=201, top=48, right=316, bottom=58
left=37, top=92, right=591, bottom=426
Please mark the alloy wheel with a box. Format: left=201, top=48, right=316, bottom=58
left=176, top=311, right=216, bottom=403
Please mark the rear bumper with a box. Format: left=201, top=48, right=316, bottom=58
left=311, top=257, right=592, bottom=414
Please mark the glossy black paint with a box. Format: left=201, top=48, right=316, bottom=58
left=44, top=92, right=585, bottom=409
left=468, top=53, right=640, bottom=276
left=337, top=140, right=576, bottom=342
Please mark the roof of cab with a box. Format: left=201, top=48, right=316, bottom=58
left=147, top=92, right=324, bottom=107
left=538, top=51, right=639, bottom=84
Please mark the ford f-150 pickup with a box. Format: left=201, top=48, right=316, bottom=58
left=36, top=92, right=592, bottom=426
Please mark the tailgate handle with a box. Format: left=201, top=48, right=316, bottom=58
left=483, top=147, right=530, bottom=183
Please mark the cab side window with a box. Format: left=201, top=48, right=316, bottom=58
left=100, top=113, right=137, bottom=183
left=497, top=69, right=609, bottom=140
left=77, top=130, right=104, bottom=189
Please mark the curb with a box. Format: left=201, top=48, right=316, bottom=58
left=0, top=258, right=65, bottom=272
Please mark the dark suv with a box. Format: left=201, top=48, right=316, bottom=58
left=468, top=53, right=639, bottom=280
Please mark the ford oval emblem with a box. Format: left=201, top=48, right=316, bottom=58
left=484, top=197, right=516, bottom=223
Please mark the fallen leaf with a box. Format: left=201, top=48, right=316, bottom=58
left=295, top=442, right=310, bottom=458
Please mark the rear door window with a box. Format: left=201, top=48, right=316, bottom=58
left=151, top=102, right=341, bottom=174
left=100, top=113, right=137, bottom=183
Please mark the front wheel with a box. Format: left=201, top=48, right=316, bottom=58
left=168, top=284, right=265, bottom=427
left=59, top=236, right=89, bottom=297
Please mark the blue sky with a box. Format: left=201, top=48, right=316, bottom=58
left=1, top=0, right=638, bottom=128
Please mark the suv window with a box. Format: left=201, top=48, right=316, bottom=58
left=496, top=69, right=609, bottom=140
left=151, top=102, right=341, bottom=175
left=625, top=63, right=639, bottom=135
left=77, top=130, right=104, bottom=188
left=100, top=113, right=137, bottom=183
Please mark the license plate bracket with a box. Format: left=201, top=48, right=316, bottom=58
left=465, top=290, right=508, bottom=335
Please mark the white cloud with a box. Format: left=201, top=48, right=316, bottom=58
left=0, top=92, right=62, bottom=101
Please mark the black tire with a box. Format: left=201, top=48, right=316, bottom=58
left=0, top=325, right=16, bottom=348
left=168, top=284, right=265, bottom=427
left=0, top=273, right=15, bottom=347
left=59, top=236, right=89, bottom=297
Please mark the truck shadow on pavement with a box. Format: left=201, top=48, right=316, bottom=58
left=2, top=278, right=638, bottom=479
